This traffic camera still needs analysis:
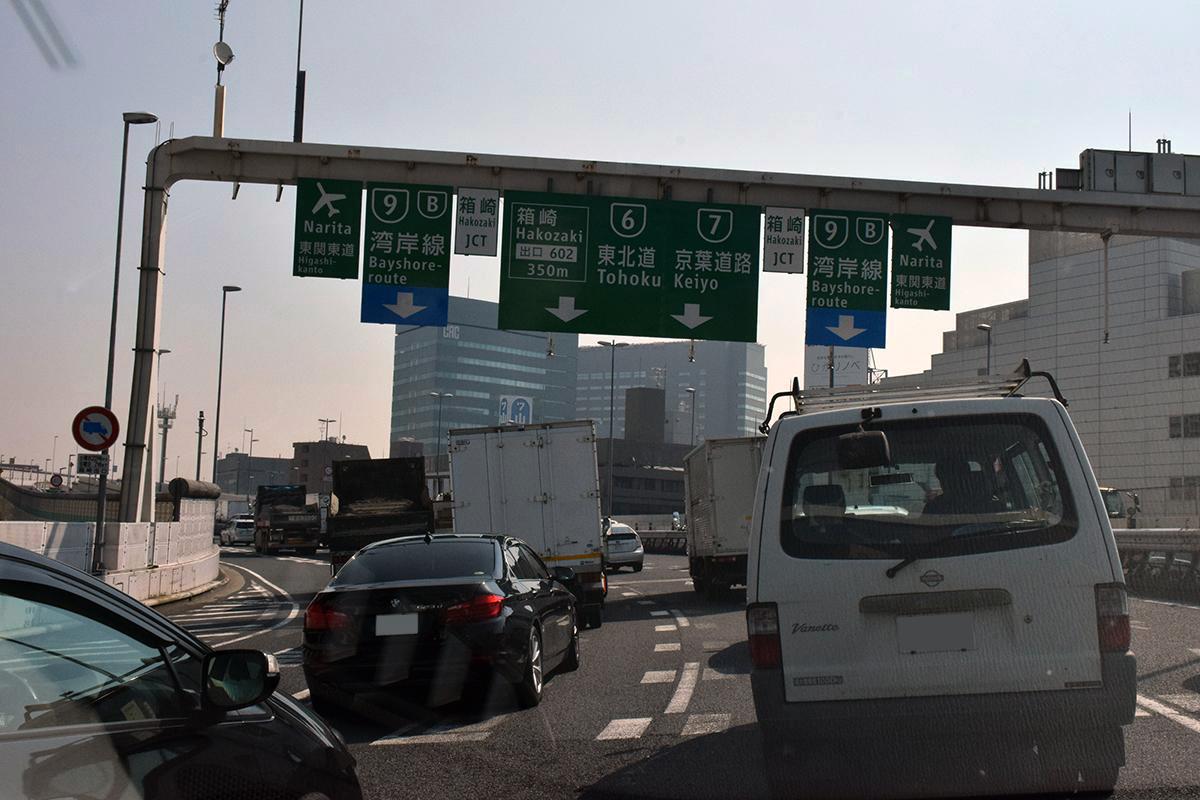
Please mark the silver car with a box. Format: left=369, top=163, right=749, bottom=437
left=604, top=523, right=644, bottom=572
left=221, top=518, right=256, bottom=546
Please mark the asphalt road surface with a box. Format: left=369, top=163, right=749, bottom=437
left=161, top=550, right=1200, bottom=800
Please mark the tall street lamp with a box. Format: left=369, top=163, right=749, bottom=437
left=211, top=285, right=242, bottom=484
left=51, top=435, right=58, bottom=474
left=95, top=111, right=157, bottom=570
left=242, top=427, right=258, bottom=497
left=976, top=323, right=993, bottom=375
left=598, top=340, right=629, bottom=520
left=429, top=392, right=453, bottom=493
left=685, top=387, right=697, bottom=446
left=155, top=348, right=171, bottom=490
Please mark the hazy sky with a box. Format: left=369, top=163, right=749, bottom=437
left=3, top=1, right=1197, bottom=478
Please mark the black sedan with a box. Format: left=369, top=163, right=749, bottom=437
left=0, top=541, right=361, bottom=800
left=303, top=533, right=579, bottom=712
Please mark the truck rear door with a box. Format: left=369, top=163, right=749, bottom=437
left=495, top=427, right=547, bottom=550
left=540, top=423, right=603, bottom=571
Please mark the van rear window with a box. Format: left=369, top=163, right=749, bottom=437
left=778, top=413, right=1078, bottom=560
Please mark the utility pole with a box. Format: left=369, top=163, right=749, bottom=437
left=157, top=394, right=177, bottom=490
left=195, top=410, right=206, bottom=481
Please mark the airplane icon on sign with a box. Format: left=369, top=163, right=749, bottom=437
left=311, top=182, right=346, bottom=218
left=907, top=219, right=937, bottom=252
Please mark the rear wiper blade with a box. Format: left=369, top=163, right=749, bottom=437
left=885, top=521, right=1048, bottom=579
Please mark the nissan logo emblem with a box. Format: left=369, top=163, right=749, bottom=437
left=920, top=570, right=944, bottom=587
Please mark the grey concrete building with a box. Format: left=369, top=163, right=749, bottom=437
left=886, top=231, right=1200, bottom=526
left=292, top=440, right=371, bottom=494
left=213, top=453, right=292, bottom=497
left=577, top=340, right=767, bottom=445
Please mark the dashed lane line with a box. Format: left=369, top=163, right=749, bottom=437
left=669, top=609, right=690, bottom=627
left=642, top=670, right=677, bottom=684
left=636, top=600, right=656, bottom=606
left=597, top=718, right=653, bottom=740
left=703, top=641, right=729, bottom=651
left=655, top=624, right=677, bottom=632
left=665, top=662, right=701, bottom=714
left=1136, top=695, right=1200, bottom=734
left=650, top=610, right=670, bottom=617
left=655, top=643, right=682, bottom=652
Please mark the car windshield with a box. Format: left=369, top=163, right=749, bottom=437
left=331, top=539, right=498, bottom=584
left=779, top=413, right=1076, bottom=559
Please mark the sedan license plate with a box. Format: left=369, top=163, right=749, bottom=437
left=376, top=613, right=419, bottom=636
left=896, top=612, right=974, bottom=654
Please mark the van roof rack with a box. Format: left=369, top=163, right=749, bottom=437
left=757, top=359, right=1067, bottom=433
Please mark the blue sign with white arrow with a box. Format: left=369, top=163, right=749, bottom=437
left=804, top=308, right=886, bottom=349
left=361, top=285, right=449, bottom=326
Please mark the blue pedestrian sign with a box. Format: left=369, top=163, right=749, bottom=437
left=804, top=308, right=886, bottom=349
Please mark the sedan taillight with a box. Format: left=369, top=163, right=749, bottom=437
left=443, top=594, right=504, bottom=625
left=1096, top=583, right=1131, bottom=653
left=747, top=603, right=782, bottom=668
left=304, top=597, right=351, bottom=631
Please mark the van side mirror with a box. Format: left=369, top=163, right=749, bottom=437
left=202, top=650, right=280, bottom=711
left=552, top=566, right=577, bottom=585
left=837, top=430, right=891, bottom=470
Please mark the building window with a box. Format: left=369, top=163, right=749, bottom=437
left=1172, top=477, right=1200, bottom=501
left=1186, top=352, right=1200, bottom=377
left=1169, top=355, right=1182, bottom=378
left=1170, top=416, right=1183, bottom=438
left=1187, top=414, right=1200, bottom=438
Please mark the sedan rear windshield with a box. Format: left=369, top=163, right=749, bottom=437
left=332, top=539, right=499, bottom=584
left=779, top=413, right=1077, bottom=560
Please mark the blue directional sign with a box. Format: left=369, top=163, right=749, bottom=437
left=498, top=395, right=534, bottom=424
left=804, top=308, right=886, bottom=349
left=361, top=284, right=450, bottom=326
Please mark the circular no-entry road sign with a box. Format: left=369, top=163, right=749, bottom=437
left=49, top=474, right=63, bottom=488
left=72, top=406, right=120, bottom=452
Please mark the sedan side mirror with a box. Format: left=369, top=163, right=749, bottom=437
left=552, top=566, right=577, bottom=585
left=202, top=649, right=280, bottom=711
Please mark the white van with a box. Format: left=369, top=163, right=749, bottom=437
left=746, top=373, right=1135, bottom=794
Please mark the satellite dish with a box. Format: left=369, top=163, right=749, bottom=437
left=213, top=41, right=235, bottom=66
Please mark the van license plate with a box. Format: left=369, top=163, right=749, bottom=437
left=376, top=614, right=419, bottom=636
left=896, top=612, right=974, bottom=654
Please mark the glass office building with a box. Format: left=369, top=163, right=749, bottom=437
left=390, top=297, right=579, bottom=454
left=577, top=340, right=768, bottom=445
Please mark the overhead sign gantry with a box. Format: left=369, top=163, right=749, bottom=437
left=117, top=136, right=1200, bottom=523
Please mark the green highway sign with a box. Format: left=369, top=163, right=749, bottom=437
left=497, top=191, right=760, bottom=341
left=360, top=182, right=453, bottom=326
left=293, top=178, right=363, bottom=279
left=805, top=209, right=890, bottom=348
left=890, top=214, right=951, bottom=310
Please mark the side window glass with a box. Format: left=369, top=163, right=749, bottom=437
left=519, top=545, right=551, bottom=580
left=504, top=546, right=523, bottom=579
left=0, top=584, right=193, bottom=732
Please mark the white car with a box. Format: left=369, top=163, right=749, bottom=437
left=747, top=391, right=1135, bottom=795
left=221, top=518, right=256, bottom=546
left=603, top=523, right=644, bottom=572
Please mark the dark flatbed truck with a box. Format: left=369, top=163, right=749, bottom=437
left=327, top=457, right=433, bottom=574
left=255, top=484, right=320, bottom=555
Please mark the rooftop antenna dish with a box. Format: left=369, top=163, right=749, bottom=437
left=213, top=41, right=235, bottom=66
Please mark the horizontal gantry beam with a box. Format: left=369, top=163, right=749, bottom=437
left=154, top=136, right=1200, bottom=239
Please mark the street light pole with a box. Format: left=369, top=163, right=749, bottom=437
left=51, top=435, right=58, bottom=474
left=598, top=341, right=628, bottom=520
left=691, top=386, right=700, bottom=448
left=429, top=393, right=454, bottom=491
left=977, top=323, right=993, bottom=375
left=211, top=285, right=242, bottom=484
left=94, top=110, right=157, bottom=573
left=243, top=427, right=258, bottom=499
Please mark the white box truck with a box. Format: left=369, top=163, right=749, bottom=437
left=448, top=420, right=607, bottom=628
left=684, top=436, right=766, bottom=596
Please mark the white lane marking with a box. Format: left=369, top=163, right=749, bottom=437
left=665, top=662, right=701, bottom=714
left=1136, top=597, right=1200, bottom=612
left=1129, top=622, right=1150, bottom=631
left=596, top=718, right=653, bottom=740
left=1158, top=693, right=1200, bottom=712
left=1136, top=695, right=1200, bottom=734
left=702, top=667, right=735, bottom=681
left=682, top=713, right=731, bottom=736
left=216, top=563, right=301, bottom=647
left=669, top=609, right=690, bottom=627
left=642, top=670, right=677, bottom=684
left=611, top=578, right=693, bottom=585
left=703, top=641, right=729, bottom=652
left=655, top=642, right=681, bottom=652
left=293, top=688, right=311, bottom=700
left=636, top=600, right=656, bottom=606
left=621, top=592, right=638, bottom=597
left=1135, top=707, right=1150, bottom=717
left=373, top=731, right=491, bottom=745
left=1188, top=648, right=1200, bottom=659
left=655, top=624, right=677, bottom=632
left=650, top=610, right=670, bottom=617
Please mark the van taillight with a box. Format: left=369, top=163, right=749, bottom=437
left=1095, top=583, right=1130, bottom=653
left=304, top=598, right=351, bottom=631
left=443, top=594, right=504, bottom=625
left=747, top=603, right=781, bottom=668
